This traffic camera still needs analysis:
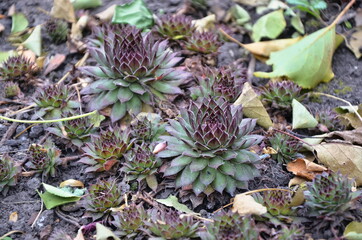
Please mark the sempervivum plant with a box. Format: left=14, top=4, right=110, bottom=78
left=0, top=155, right=17, bottom=196
left=4, top=82, right=21, bottom=98
left=199, top=211, right=259, bottom=240
left=113, top=204, right=147, bottom=239
left=0, top=55, right=34, bottom=81
left=81, top=24, right=189, bottom=122
left=183, top=31, right=221, bottom=54
left=45, top=18, right=68, bottom=44
left=79, top=127, right=131, bottom=172
left=159, top=97, right=263, bottom=196
left=304, top=171, right=360, bottom=217
left=130, top=113, right=166, bottom=143
left=190, top=66, right=247, bottom=102
left=84, top=178, right=123, bottom=220
left=277, top=224, right=304, bottom=240
left=269, top=133, right=302, bottom=163
left=261, top=80, right=303, bottom=109
left=156, top=14, right=196, bottom=40
left=315, top=109, right=343, bottom=132
left=121, top=144, right=161, bottom=190
left=145, top=209, right=199, bottom=239
left=33, top=84, right=80, bottom=119
left=263, top=190, right=293, bottom=216
left=28, top=141, right=61, bottom=177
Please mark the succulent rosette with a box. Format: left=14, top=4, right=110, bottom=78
left=263, top=190, right=293, bottom=216
left=304, top=171, right=360, bottom=217
left=45, top=18, right=68, bottom=44
left=269, top=133, right=303, bottom=163
left=159, top=97, right=263, bottom=195
left=130, top=113, right=166, bottom=143
left=33, top=84, right=80, bottom=119
left=28, top=141, right=61, bottom=177
left=261, top=80, right=303, bottom=109
left=4, top=82, right=21, bottom=98
left=113, top=204, right=147, bottom=239
left=190, top=66, right=247, bottom=102
left=315, top=109, right=343, bottom=132
left=79, top=127, right=131, bottom=172
left=81, top=24, right=189, bottom=122
left=0, top=55, right=34, bottom=81
left=0, top=155, right=17, bottom=196
left=183, top=31, right=221, bottom=54
left=145, top=209, right=199, bottom=239
left=156, top=14, right=196, bottom=40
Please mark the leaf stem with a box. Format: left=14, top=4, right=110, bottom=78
left=330, top=0, right=356, bottom=27
left=0, top=110, right=97, bottom=124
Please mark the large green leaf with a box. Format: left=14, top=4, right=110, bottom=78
left=111, top=0, right=153, bottom=30
left=252, top=9, right=286, bottom=42
left=254, top=26, right=339, bottom=88
left=156, top=195, right=195, bottom=214
left=38, top=183, right=84, bottom=209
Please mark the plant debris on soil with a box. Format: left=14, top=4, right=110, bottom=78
left=0, top=0, right=362, bottom=239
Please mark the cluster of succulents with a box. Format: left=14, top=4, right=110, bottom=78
left=261, top=80, right=303, bottom=109
left=269, top=133, right=302, bottom=163
left=0, top=55, right=34, bottom=82
left=47, top=114, right=98, bottom=149
left=159, top=97, right=263, bottom=196
left=0, top=155, right=17, bottom=196
left=84, top=178, right=123, bottom=220
left=28, top=141, right=61, bottom=177
left=304, top=171, right=360, bottom=217
left=191, top=66, right=247, bottom=102
left=130, top=113, right=166, bottom=143
left=199, top=211, right=259, bottom=240
left=121, top=144, right=161, bottom=190
left=113, top=204, right=147, bottom=239
left=183, top=31, right=221, bottom=54
left=263, top=190, right=293, bottom=216
left=79, top=127, right=130, bottom=172
left=32, top=84, right=80, bottom=119
left=45, top=18, right=68, bottom=44
left=4, top=82, right=21, bottom=98
left=315, top=109, right=343, bottom=132
left=81, top=24, right=189, bottom=122
left=145, top=209, right=199, bottom=239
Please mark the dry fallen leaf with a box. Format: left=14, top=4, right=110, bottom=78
left=44, top=54, right=66, bottom=75
left=325, top=128, right=362, bottom=146
left=314, top=143, right=362, bottom=186
left=343, top=26, right=362, bottom=59
left=287, top=158, right=327, bottom=180
left=95, top=4, right=116, bottom=21
left=50, top=0, right=76, bottom=23
left=59, top=179, right=84, bottom=188
left=192, top=14, right=216, bottom=32
left=9, top=211, right=18, bottom=222
left=234, top=82, right=273, bottom=128
left=232, top=194, right=267, bottom=216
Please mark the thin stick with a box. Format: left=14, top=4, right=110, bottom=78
left=14, top=123, right=37, bottom=139
left=9, top=104, right=36, bottom=117
left=57, top=52, right=89, bottom=85
left=219, top=28, right=244, bottom=48
left=311, top=92, right=362, bottom=123
left=0, top=230, right=24, bottom=240
left=31, top=196, right=44, bottom=228
left=330, top=0, right=356, bottom=27
left=273, top=129, right=313, bottom=146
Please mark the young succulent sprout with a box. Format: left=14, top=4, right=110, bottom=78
left=45, top=18, right=68, bottom=44
left=315, top=108, right=344, bottom=132
left=277, top=224, right=304, bottom=240
left=81, top=24, right=189, bottom=122
left=84, top=177, right=123, bottom=220
left=199, top=211, right=259, bottom=240
left=113, top=204, right=147, bottom=239
left=269, top=133, right=303, bottom=163
left=261, top=80, right=303, bottom=109
left=28, top=140, right=61, bottom=177
left=145, top=208, right=200, bottom=239
left=32, top=84, right=80, bottom=120
left=262, top=190, right=293, bottom=216
left=0, top=155, right=17, bottom=196
left=79, top=127, right=131, bottom=173
left=155, top=14, right=196, bottom=40
left=304, top=171, right=360, bottom=217
left=190, top=66, right=247, bottom=102
left=159, top=97, right=263, bottom=196
left=4, top=82, right=21, bottom=98
left=0, top=55, right=34, bottom=81
left=183, top=31, right=221, bottom=54
left=130, top=113, right=166, bottom=143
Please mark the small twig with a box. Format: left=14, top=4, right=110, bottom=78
left=247, top=55, right=256, bottom=83
left=0, top=230, right=24, bottom=240
left=273, top=129, right=313, bottom=146
left=0, top=113, right=22, bottom=145
left=219, top=28, right=244, bottom=49
left=31, top=196, right=44, bottom=228
left=9, top=104, right=36, bottom=117
left=330, top=0, right=356, bottom=27
left=57, top=52, right=89, bottom=85
left=14, top=123, right=37, bottom=139
left=61, top=155, right=82, bottom=166
left=74, top=84, right=83, bottom=114
left=55, top=207, right=81, bottom=228
left=21, top=170, right=40, bottom=177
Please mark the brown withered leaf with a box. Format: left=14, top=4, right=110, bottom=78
left=9, top=211, right=18, bottom=222
left=50, top=0, right=76, bottom=23
left=314, top=143, right=362, bottom=186
left=343, top=26, right=362, bottom=59
left=325, top=128, right=362, bottom=146
left=44, top=54, right=66, bottom=75
left=287, top=158, right=327, bottom=180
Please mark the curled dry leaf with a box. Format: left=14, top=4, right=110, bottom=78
left=192, top=14, right=216, bottom=32
left=44, top=54, right=66, bottom=75
left=343, top=26, right=362, bottom=59
left=325, top=127, right=362, bottom=146
left=59, top=179, right=84, bottom=188
left=95, top=4, right=116, bottom=22
left=232, top=194, right=267, bottom=216
left=287, top=158, right=327, bottom=180
left=314, top=143, right=362, bottom=186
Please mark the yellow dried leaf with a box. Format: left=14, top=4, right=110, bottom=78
left=232, top=194, right=267, bottom=216
left=192, top=14, right=215, bottom=32
left=50, top=0, right=76, bottom=23
left=59, top=179, right=84, bottom=188
left=9, top=211, right=18, bottom=222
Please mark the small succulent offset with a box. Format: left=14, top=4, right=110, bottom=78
left=130, top=113, right=166, bottom=143
left=199, top=211, right=259, bottom=240
left=269, top=133, right=302, bottom=163
left=33, top=84, right=80, bottom=120
left=315, top=109, right=343, bottom=132
left=263, top=190, right=293, bottom=216
left=84, top=178, right=123, bottom=220
left=28, top=141, right=61, bottom=177
left=121, top=144, right=161, bottom=191
left=159, top=97, right=263, bottom=196
left=0, top=55, right=34, bottom=81
left=277, top=224, right=304, bottom=240
left=183, top=31, right=221, bottom=54
left=145, top=209, right=199, bottom=239
left=4, top=82, right=21, bottom=98
left=261, top=80, right=303, bottom=109
left=304, top=171, right=360, bottom=217
left=81, top=24, right=189, bottom=122
left=113, top=204, right=147, bottom=239
left=0, top=155, right=17, bottom=196
left=190, top=66, right=247, bottom=102
left=156, top=14, right=196, bottom=40
left=79, top=127, right=131, bottom=172
left=45, top=18, right=68, bottom=44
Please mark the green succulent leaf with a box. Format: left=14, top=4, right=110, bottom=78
left=213, top=172, right=227, bottom=193
left=179, top=165, right=199, bottom=187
